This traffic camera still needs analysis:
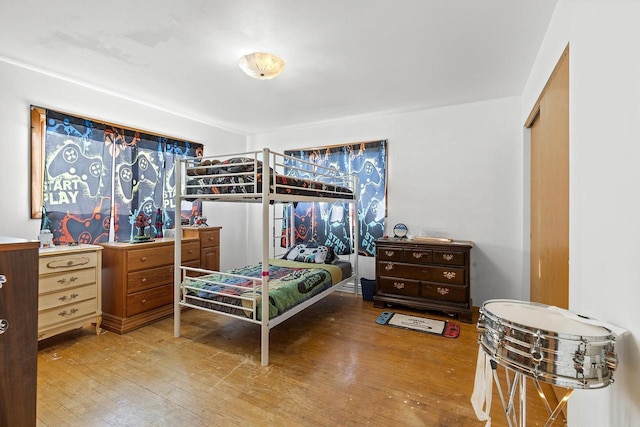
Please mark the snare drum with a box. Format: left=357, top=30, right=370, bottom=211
left=477, top=299, right=617, bottom=389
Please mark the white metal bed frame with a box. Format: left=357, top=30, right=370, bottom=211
left=173, top=148, right=359, bottom=366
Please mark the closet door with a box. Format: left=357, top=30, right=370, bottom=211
left=0, top=238, right=39, bottom=427
left=527, top=47, right=570, bottom=308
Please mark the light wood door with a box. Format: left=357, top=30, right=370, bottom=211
left=527, top=47, right=570, bottom=309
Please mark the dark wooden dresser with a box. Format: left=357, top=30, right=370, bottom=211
left=99, top=237, right=199, bottom=334
left=0, top=237, right=40, bottom=427
left=374, top=237, right=474, bottom=323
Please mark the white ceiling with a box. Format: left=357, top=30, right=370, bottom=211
left=0, top=0, right=557, bottom=135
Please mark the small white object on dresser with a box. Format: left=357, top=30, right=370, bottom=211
left=38, top=244, right=103, bottom=340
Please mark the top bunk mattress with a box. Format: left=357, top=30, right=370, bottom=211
left=186, top=172, right=354, bottom=200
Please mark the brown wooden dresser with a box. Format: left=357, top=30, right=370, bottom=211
left=0, top=237, right=39, bottom=427
left=183, top=226, right=221, bottom=271
left=99, top=237, right=199, bottom=334
left=38, top=244, right=103, bottom=340
left=374, top=237, right=474, bottom=323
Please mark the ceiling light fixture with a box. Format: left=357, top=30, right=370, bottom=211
left=238, top=52, right=285, bottom=80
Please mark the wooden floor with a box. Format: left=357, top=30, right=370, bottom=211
left=36, top=292, right=558, bottom=426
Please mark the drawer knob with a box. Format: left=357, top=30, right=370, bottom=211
left=208, top=237, right=214, bottom=241
left=443, top=271, right=456, bottom=280
left=141, top=278, right=147, bottom=283
left=141, top=299, right=147, bottom=304
left=141, top=257, right=147, bottom=262
left=443, top=254, right=454, bottom=261
left=0, top=274, right=6, bottom=289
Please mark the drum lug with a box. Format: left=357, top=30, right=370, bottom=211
left=573, top=351, right=585, bottom=375
left=531, top=333, right=543, bottom=365
left=606, top=349, right=618, bottom=372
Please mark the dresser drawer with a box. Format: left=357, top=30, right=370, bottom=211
left=378, top=262, right=465, bottom=285
left=198, top=228, right=220, bottom=248
left=128, top=265, right=173, bottom=293
left=433, top=250, right=466, bottom=266
left=404, top=249, right=432, bottom=264
left=39, top=251, right=98, bottom=274
left=127, top=246, right=174, bottom=271
left=38, top=298, right=98, bottom=329
left=39, top=267, right=98, bottom=293
left=377, top=246, right=404, bottom=262
left=182, top=241, right=200, bottom=262
left=39, top=283, right=97, bottom=311
left=127, top=284, right=173, bottom=316
left=379, top=276, right=420, bottom=297
left=421, top=282, right=467, bottom=303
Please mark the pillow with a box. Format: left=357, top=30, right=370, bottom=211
left=282, top=243, right=336, bottom=264
left=222, top=157, right=263, bottom=173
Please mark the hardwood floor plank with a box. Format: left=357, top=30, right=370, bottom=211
left=37, top=292, right=557, bottom=426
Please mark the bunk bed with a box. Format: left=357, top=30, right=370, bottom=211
left=173, top=148, right=359, bottom=366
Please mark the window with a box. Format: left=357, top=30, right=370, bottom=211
left=282, top=140, right=387, bottom=256
left=32, top=107, right=202, bottom=244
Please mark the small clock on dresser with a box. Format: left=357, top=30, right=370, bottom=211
left=393, top=223, right=408, bottom=238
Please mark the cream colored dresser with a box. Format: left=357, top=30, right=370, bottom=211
left=38, top=244, right=103, bottom=340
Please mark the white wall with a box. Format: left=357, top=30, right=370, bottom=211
left=522, top=1, right=640, bottom=425
left=248, top=96, right=525, bottom=306
left=0, top=59, right=247, bottom=270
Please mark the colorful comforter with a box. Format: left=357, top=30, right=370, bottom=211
left=183, top=259, right=344, bottom=320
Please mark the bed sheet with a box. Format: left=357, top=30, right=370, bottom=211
left=183, top=259, right=347, bottom=320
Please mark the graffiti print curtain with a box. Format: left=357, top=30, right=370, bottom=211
left=282, top=140, right=387, bottom=257
left=42, top=109, right=202, bottom=244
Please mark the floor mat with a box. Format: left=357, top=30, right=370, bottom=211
left=376, top=311, right=460, bottom=338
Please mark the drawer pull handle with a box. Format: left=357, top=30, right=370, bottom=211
left=0, top=274, right=6, bottom=289
left=57, top=276, right=78, bottom=285
left=443, top=271, right=456, bottom=280
left=443, top=254, right=454, bottom=261
left=59, top=308, right=79, bottom=318
left=58, top=293, right=80, bottom=302
left=412, top=252, right=423, bottom=259
left=393, top=282, right=405, bottom=290
left=437, top=287, right=450, bottom=295
left=0, top=319, right=8, bottom=335
left=47, top=257, right=91, bottom=269
left=385, top=250, right=395, bottom=257
left=384, top=263, right=394, bottom=271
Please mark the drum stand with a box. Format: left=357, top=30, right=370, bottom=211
left=490, top=359, right=573, bottom=427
